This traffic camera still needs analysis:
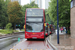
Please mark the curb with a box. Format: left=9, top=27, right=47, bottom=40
left=47, top=37, right=58, bottom=50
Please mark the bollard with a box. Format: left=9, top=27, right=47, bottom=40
left=18, top=38, right=20, bottom=42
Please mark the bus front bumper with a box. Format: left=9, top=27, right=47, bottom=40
left=25, top=35, right=44, bottom=39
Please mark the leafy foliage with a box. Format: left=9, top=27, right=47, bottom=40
left=0, top=29, right=13, bottom=34
left=45, top=9, right=53, bottom=24
left=0, top=1, right=38, bottom=30
left=0, top=0, right=10, bottom=28
left=6, top=23, right=12, bottom=29
left=7, top=1, right=23, bottom=29
left=48, top=0, right=70, bottom=27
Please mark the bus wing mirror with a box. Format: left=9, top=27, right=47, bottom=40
left=44, top=23, right=46, bottom=26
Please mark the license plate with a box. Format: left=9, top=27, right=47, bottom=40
left=32, top=37, right=37, bottom=39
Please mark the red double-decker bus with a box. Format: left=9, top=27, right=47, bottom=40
left=25, top=8, right=45, bottom=39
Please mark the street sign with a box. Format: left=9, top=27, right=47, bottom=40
left=16, top=25, right=17, bottom=26
left=48, top=22, right=51, bottom=24
left=19, top=25, right=20, bottom=26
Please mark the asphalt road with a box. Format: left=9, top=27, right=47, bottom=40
left=12, top=39, right=53, bottom=50
left=0, top=33, right=53, bottom=50
left=0, top=33, right=25, bottom=50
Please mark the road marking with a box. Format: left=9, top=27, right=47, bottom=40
left=12, top=49, right=14, bottom=50
left=20, top=49, right=21, bottom=50
left=12, top=39, right=25, bottom=49
left=27, top=49, right=29, bottom=50
left=17, top=49, right=18, bottom=50
left=10, top=49, right=12, bottom=50
left=10, top=48, right=49, bottom=50
left=35, top=49, right=37, bottom=50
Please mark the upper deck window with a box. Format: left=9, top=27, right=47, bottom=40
left=27, top=9, right=43, bottom=16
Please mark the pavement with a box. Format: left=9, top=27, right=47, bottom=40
left=48, top=32, right=75, bottom=50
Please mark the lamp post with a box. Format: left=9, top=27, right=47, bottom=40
left=57, top=0, right=59, bottom=44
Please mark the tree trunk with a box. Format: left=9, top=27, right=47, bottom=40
left=3, top=26, right=4, bottom=29
left=14, top=23, right=16, bottom=30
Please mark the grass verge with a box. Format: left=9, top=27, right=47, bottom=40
left=21, top=29, right=25, bottom=31
left=0, top=29, right=19, bottom=34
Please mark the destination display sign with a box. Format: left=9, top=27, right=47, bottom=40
left=26, top=18, right=43, bottom=22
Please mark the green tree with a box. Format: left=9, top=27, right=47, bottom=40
left=0, top=0, right=10, bottom=29
left=7, top=1, right=23, bottom=29
left=6, top=23, right=12, bottom=29
left=48, top=0, right=70, bottom=27
left=45, top=9, right=53, bottom=24
left=30, top=1, right=38, bottom=8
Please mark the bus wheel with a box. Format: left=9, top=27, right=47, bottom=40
left=43, top=38, right=45, bottom=41
left=44, top=34, right=45, bottom=40
left=27, top=39, right=30, bottom=40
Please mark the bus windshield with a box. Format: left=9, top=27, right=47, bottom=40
left=26, top=23, right=43, bottom=32
left=27, top=9, right=43, bottom=16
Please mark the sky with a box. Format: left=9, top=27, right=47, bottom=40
left=21, top=0, right=30, bottom=6
left=21, top=0, right=45, bottom=9
left=21, top=0, right=50, bottom=9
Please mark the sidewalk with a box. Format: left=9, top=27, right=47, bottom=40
left=48, top=33, right=75, bottom=50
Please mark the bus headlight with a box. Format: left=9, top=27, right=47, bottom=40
left=41, top=33, right=44, bottom=35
